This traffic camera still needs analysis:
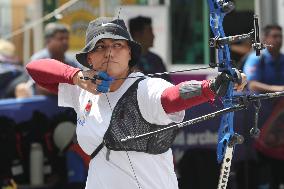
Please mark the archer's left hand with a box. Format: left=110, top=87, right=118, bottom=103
left=210, top=69, right=247, bottom=97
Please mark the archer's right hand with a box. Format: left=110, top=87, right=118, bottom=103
left=73, top=70, right=113, bottom=95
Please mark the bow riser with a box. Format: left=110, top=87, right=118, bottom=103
left=208, top=0, right=236, bottom=164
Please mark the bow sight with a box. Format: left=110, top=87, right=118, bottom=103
left=209, top=15, right=271, bottom=54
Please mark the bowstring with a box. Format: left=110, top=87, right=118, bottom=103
left=102, top=6, right=142, bottom=189
left=85, top=64, right=219, bottom=81
left=114, top=64, right=218, bottom=80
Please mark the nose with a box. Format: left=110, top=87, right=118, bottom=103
left=104, top=46, right=113, bottom=59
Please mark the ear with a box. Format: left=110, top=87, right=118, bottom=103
left=128, top=49, right=132, bottom=60
left=86, top=53, right=94, bottom=68
left=86, top=53, right=92, bottom=64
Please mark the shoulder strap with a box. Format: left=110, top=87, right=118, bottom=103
left=90, top=142, right=104, bottom=159
left=90, top=77, right=145, bottom=159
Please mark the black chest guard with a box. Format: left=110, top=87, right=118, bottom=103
left=91, top=78, right=178, bottom=159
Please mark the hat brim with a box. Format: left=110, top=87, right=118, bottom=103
left=76, top=33, right=141, bottom=68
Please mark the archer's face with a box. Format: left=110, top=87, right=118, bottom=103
left=86, top=39, right=132, bottom=79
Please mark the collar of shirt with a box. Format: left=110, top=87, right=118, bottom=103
left=262, top=49, right=284, bottom=65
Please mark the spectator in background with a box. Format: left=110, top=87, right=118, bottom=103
left=0, top=39, right=28, bottom=98
left=243, top=25, right=284, bottom=93
left=31, top=22, right=80, bottom=67
left=244, top=25, right=284, bottom=189
left=129, top=16, right=171, bottom=82
left=30, top=22, right=83, bottom=95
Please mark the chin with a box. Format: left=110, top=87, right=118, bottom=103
left=108, top=70, right=128, bottom=79
left=105, top=70, right=117, bottom=77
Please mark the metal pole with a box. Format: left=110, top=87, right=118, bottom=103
left=32, top=0, right=43, bottom=57
left=100, top=0, right=106, bottom=17
left=23, top=23, right=31, bottom=65
left=0, top=0, right=12, bottom=38
left=203, top=0, right=210, bottom=65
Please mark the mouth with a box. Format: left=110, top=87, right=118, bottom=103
left=94, top=61, right=119, bottom=71
left=102, top=61, right=118, bottom=65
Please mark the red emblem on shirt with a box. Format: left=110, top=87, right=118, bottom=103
left=85, top=100, right=92, bottom=113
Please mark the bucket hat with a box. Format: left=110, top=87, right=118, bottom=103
left=76, top=17, right=141, bottom=68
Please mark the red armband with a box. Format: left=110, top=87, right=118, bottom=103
left=26, top=59, right=80, bottom=94
left=161, top=80, right=215, bottom=113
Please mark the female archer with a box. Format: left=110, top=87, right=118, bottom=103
left=26, top=17, right=246, bottom=189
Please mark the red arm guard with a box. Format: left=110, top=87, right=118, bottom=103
left=26, top=59, right=80, bottom=94
left=161, top=80, right=216, bottom=114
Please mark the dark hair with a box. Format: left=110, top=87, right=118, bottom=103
left=263, top=24, right=282, bottom=37
left=129, top=16, right=152, bottom=37
left=44, top=23, right=69, bottom=40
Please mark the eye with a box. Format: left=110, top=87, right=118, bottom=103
left=113, top=42, right=123, bottom=48
left=94, top=44, right=105, bottom=51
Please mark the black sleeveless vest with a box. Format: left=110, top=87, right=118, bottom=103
left=91, top=79, right=178, bottom=158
